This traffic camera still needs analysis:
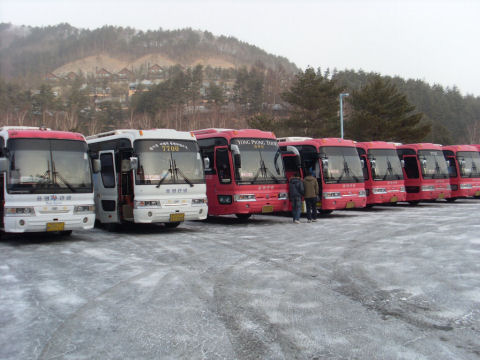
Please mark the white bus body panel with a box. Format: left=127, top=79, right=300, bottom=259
left=3, top=192, right=95, bottom=233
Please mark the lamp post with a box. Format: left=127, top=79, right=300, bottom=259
left=339, top=93, right=349, bottom=139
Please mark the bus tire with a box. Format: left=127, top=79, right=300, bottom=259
left=165, top=222, right=181, bottom=229
left=446, top=197, right=456, bottom=203
left=318, top=209, right=333, bottom=215
left=60, top=230, right=72, bottom=236
left=409, top=201, right=420, bottom=206
left=235, top=213, right=252, bottom=220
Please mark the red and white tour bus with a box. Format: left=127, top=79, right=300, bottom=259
left=396, top=143, right=451, bottom=204
left=193, top=128, right=289, bottom=219
left=0, top=126, right=95, bottom=235
left=442, top=145, right=480, bottom=200
left=278, top=137, right=366, bottom=213
left=356, top=141, right=406, bottom=206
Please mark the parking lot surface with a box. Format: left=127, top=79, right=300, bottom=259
left=1, top=200, right=479, bottom=359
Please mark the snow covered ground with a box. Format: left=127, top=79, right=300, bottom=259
left=1, top=200, right=479, bottom=360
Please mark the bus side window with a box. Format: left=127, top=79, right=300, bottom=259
left=403, top=156, right=419, bottom=179
left=100, top=153, right=116, bottom=188
left=215, top=148, right=231, bottom=184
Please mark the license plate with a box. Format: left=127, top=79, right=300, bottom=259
left=346, top=201, right=355, bottom=209
left=262, top=205, right=273, bottom=213
left=390, top=196, right=398, bottom=203
left=475, top=191, right=480, bottom=196
left=47, top=222, right=64, bottom=232
left=438, top=193, right=444, bottom=199
left=169, top=213, right=185, bottom=222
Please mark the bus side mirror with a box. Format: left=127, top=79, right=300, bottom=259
left=203, top=157, right=210, bottom=169
left=361, top=159, right=365, bottom=168
left=130, top=157, right=138, bottom=171
left=0, top=158, right=9, bottom=173
left=401, top=159, right=405, bottom=168
left=370, top=159, right=376, bottom=169
left=92, top=159, right=101, bottom=173
left=230, top=144, right=241, bottom=168
left=322, top=158, right=329, bottom=170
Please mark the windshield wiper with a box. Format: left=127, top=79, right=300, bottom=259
left=173, top=159, right=194, bottom=187
left=156, top=161, right=173, bottom=188
left=52, top=161, right=76, bottom=192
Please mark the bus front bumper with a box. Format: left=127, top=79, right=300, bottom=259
left=133, top=205, right=208, bottom=223
left=3, top=214, right=95, bottom=233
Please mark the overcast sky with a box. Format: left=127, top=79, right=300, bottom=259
left=1, top=0, right=479, bottom=96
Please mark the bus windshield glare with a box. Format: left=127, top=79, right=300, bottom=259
left=7, top=138, right=92, bottom=194
left=456, top=151, right=480, bottom=178
left=231, top=138, right=286, bottom=184
left=320, top=146, right=364, bottom=184
left=134, top=140, right=205, bottom=185
left=368, top=149, right=404, bottom=181
left=418, top=150, right=449, bottom=179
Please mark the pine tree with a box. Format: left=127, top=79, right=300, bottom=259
left=347, top=76, right=430, bottom=143
left=281, top=67, right=339, bottom=137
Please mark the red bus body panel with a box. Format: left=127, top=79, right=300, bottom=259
left=443, top=145, right=480, bottom=198
left=280, top=138, right=366, bottom=210
left=397, top=143, right=451, bottom=202
left=356, top=141, right=406, bottom=205
left=193, top=129, right=289, bottom=216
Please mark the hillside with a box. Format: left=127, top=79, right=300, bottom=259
left=0, top=23, right=298, bottom=82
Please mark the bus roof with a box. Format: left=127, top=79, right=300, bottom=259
left=0, top=127, right=85, bottom=141
left=396, top=143, right=443, bottom=151
left=279, top=137, right=357, bottom=149
left=193, top=128, right=277, bottom=140
left=442, top=144, right=479, bottom=153
left=86, top=129, right=197, bottom=144
left=356, top=141, right=398, bottom=151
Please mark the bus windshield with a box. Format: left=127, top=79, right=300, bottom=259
left=418, top=150, right=449, bottom=179
left=320, top=146, right=364, bottom=184
left=368, top=149, right=404, bottom=181
left=231, top=138, right=286, bottom=184
left=7, top=138, right=92, bottom=194
left=134, top=139, right=205, bottom=186
left=457, top=151, right=480, bottom=178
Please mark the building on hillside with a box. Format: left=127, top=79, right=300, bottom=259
left=65, top=71, right=78, bottom=81
left=117, top=67, right=134, bottom=82
left=147, top=64, right=164, bottom=79
left=45, top=72, right=60, bottom=82
left=96, top=67, right=112, bottom=79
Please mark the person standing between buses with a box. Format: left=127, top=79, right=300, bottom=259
left=289, top=171, right=304, bottom=223
left=303, top=169, right=319, bottom=222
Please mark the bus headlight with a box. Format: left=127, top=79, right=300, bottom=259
left=134, top=200, right=161, bottom=208
left=234, top=194, right=256, bottom=202
left=371, top=188, right=387, bottom=194
left=421, top=185, right=435, bottom=191
left=460, top=183, right=473, bottom=189
left=358, top=190, right=367, bottom=197
left=399, top=186, right=406, bottom=192
left=74, top=205, right=95, bottom=213
left=278, top=192, right=288, bottom=200
left=323, top=192, right=341, bottom=199
left=192, top=198, right=207, bottom=206
left=5, top=207, right=35, bottom=216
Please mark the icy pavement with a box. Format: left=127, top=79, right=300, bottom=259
left=1, top=200, right=480, bottom=360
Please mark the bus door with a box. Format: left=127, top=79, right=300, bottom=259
left=97, top=150, right=119, bottom=223
left=402, top=155, right=420, bottom=193
left=119, top=149, right=134, bottom=221
left=215, top=147, right=232, bottom=186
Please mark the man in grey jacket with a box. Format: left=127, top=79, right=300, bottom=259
left=288, top=172, right=304, bottom=223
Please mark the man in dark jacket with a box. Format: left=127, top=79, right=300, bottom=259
left=288, top=172, right=304, bottom=223
left=303, top=169, right=319, bottom=222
